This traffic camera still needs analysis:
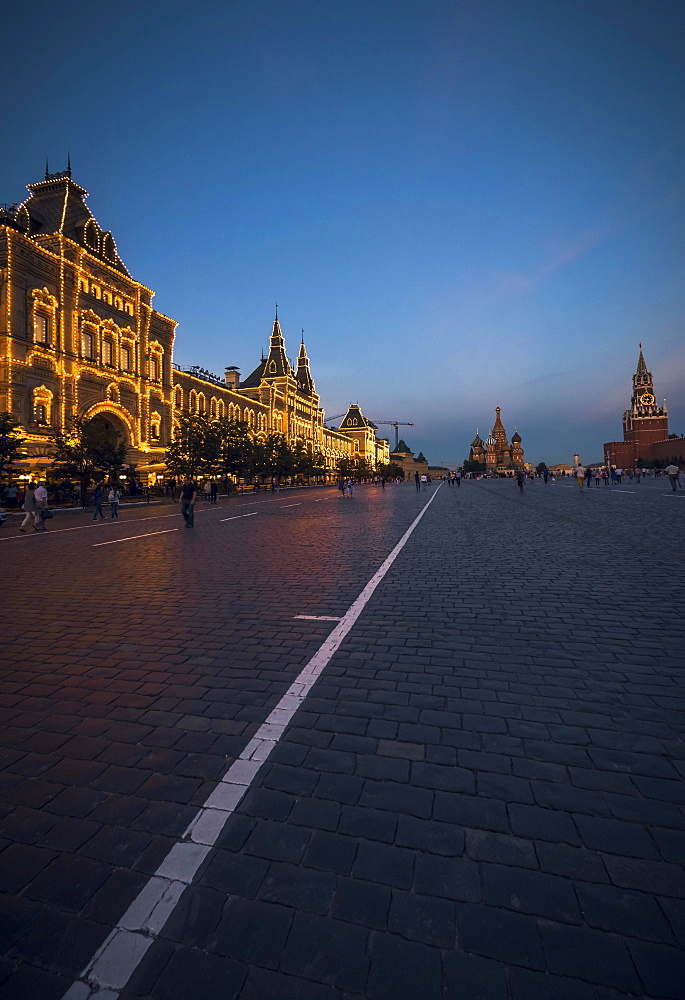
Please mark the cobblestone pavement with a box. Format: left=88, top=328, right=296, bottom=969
left=0, top=478, right=684, bottom=999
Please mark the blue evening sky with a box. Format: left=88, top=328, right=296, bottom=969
left=3, top=0, right=684, bottom=465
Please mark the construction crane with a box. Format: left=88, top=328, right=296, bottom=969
left=373, top=421, right=414, bottom=449
left=324, top=414, right=414, bottom=450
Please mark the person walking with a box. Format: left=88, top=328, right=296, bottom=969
left=180, top=479, right=198, bottom=526
left=19, top=483, right=36, bottom=532
left=92, top=484, right=105, bottom=520
left=414, top=471, right=420, bottom=491
left=210, top=480, right=218, bottom=503
left=108, top=486, right=121, bottom=518
left=516, top=469, right=525, bottom=492
left=203, top=480, right=212, bottom=503
left=616, top=467, right=623, bottom=484
left=594, top=469, right=601, bottom=487
left=585, top=466, right=593, bottom=489
left=455, top=471, right=461, bottom=487
left=665, top=463, right=680, bottom=491
left=576, top=464, right=586, bottom=491
left=33, top=481, right=49, bottom=530
left=420, top=473, right=428, bottom=490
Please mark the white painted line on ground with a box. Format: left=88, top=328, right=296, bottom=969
left=294, top=615, right=342, bottom=621
left=219, top=512, right=259, bottom=522
left=280, top=503, right=302, bottom=508
left=63, top=484, right=443, bottom=1000
left=93, top=529, right=178, bottom=547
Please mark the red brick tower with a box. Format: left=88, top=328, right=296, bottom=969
left=622, top=345, right=668, bottom=450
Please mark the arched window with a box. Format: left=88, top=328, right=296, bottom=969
left=198, top=393, right=206, bottom=414
left=82, top=328, right=95, bottom=359
left=121, top=343, right=133, bottom=372
left=217, top=400, right=225, bottom=419
left=190, top=389, right=198, bottom=413
left=34, top=314, right=49, bottom=344
left=210, top=398, right=217, bottom=419
left=32, top=386, right=53, bottom=426
left=174, top=386, right=183, bottom=409
left=150, top=413, right=162, bottom=440
left=103, top=339, right=114, bottom=366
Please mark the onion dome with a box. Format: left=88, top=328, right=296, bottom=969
left=471, top=430, right=484, bottom=448
left=486, top=434, right=496, bottom=447
left=511, top=429, right=521, bottom=443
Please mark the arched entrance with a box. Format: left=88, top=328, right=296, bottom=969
left=84, top=412, right=129, bottom=449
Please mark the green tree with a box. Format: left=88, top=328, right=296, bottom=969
left=249, top=433, right=294, bottom=485
left=462, top=459, right=486, bottom=474
left=50, top=416, right=128, bottom=496
left=336, top=456, right=355, bottom=479
left=379, top=461, right=405, bottom=480
left=165, top=414, right=220, bottom=481
left=214, top=417, right=252, bottom=489
left=0, top=412, right=24, bottom=483
left=536, top=462, right=548, bottom=475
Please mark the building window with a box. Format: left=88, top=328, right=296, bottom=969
left=149, top=356, right=160, bottom=381
left=82, top=330, right=94, bottom=359
left=102, top=291, right=112, bottom=305
left=114, top=297, right=123, bottom=311
left=34, top=314, right=49, bottom=344
left=121, top=344, right=132, bottom=371
left=150, top=414, right=161, bottom=440
left=34, top=403, right=47, bottom=424
left=103, top=340, right=113, bottom=366
left=174, top=388, right=183, bottom=408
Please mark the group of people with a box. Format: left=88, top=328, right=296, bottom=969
left=573, top=464, right=682, bottom=490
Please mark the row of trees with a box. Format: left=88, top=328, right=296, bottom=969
left=0, top=410, right=405, bottom=495
left=166, top=414, right=404, bottom=484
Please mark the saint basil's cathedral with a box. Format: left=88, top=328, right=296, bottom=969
left=468, top=407, right=524, bottom=475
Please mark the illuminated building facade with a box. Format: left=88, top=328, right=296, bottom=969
left=0, top=169, right=388, bottom=479
left=603, top=346, right=684, bottom=467
left=469, top=407, right=524, bottom=475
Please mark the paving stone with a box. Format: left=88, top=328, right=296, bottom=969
left=332, top=877, right=391, bottom=929
left=304, top=830, right=359, bottom=874
left=353, top=841, right=414, bottom=889
left=339, top=805, right=397, bottom=844
left=388, top=890, right=456, bottom=946
left=149, top=946, right=247, bottom=1000
left=444, top=951, right=509, bottom=1000
left=576, top=880, right=674, bottom=942
left=414, top=854, right=481, bottom=901
left=366, top=932, right=442, bottom=1000
left=483, top=863, right=581, bottom=922
left=540, top=921, right=642, bottom=991
left=259, top=860, right=337, bottom=913
left=457, top=903, right=545, bottom=969
left=281, top=911, right=369, bottom=992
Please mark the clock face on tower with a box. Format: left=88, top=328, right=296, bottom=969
left=640, top=392, right=655, bottom=406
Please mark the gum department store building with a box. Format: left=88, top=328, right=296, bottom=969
left=0, top=167, right=390, bottom=481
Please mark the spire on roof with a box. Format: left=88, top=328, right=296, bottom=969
left=296, top=334, right=315, bottom=394
left=636, top=344, right=648, bottom=376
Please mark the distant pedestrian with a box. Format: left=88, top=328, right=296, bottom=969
left=345, top=479, right=354, bottom=497
left=210, top=480, right=218, bottom=503
left=19, top=483, right=36, bottom=533
left=5, top=484, right=18, bottom=508
left=338, top=478, right=345, bottom=495
left=455, top=471, right=461, bottom=487
left=92, top=484, right=105, bottom=520
left=420, top=474, right=428, bottom=490
left=594, top=469, right=601, bottom=487
left=108, top=486, right=121, bottom=518
left=585, top=467, right=593, bottom=488
left=203, top=480, right=211, bottom=503
left=516, top=470, right=525, bottom=492
left=381, top=477, right=386, bottom=490
left=611, top=468, right=617, bottom=485
left=180, top=479, right=198, bottom=526
left=576, top=465, right=586, bottom=491
left=616, top=467, right=623, bottom=484
left=414, top=471, right=420, bottom=491
left=665, top=463, right=680, bottom=491
left=34, top=481, right=49, bottom=530
left=543, top=470, right=549, bottom=483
